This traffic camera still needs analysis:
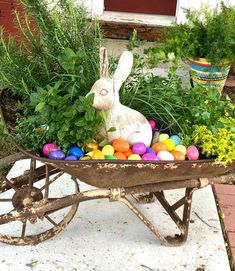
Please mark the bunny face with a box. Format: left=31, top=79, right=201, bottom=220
left=88, top=77, right=115, bottom=110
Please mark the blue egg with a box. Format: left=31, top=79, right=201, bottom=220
left=49, top=150, right=66, bottom=160
left=65, top=155, right=78, bottom=161
left=68, top=146, right=84, bottom=158
left=146, top=147, right=156, bottom=155
left=170, top=135, right=181, bottom=146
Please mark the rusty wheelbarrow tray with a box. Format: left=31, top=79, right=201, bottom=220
left=0, top=89, right=235, bottom=246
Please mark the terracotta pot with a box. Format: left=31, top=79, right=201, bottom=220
left=189, top=58, right=231, bottom=91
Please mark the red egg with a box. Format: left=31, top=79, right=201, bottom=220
left=187, top=145, right=200, bottom=160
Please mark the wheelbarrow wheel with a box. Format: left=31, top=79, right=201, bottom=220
left=0, top=158, right=79, bottom=245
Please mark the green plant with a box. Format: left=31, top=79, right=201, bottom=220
left=0, top=0, right=103, bottom=96
left=148, top=3, right=235, bottom=66
left=0, top=0, right=104, bottom=150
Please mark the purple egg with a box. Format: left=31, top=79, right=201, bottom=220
left=142, top=153, right=159, bottom=161
left=49, top=150, right=66, bottom=160
left=42, top=143, right=60, bottom=157
left=65, top=155, right=78, bottom=161
left=146, top=147, right=156, bottom=155
left=132, top=142, right=147, bottom=155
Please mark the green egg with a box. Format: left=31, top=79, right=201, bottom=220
left=105, top=155, right=117, bottom=160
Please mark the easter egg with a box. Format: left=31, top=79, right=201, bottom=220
left=128, top=154, right=142, bottom=160
left=42, top=144, right=60, bottom=157
left=172, top=151, right=185, bottom=161
left=102, top=145, right=115, bottom=156
left=114, top=152, right=127, bottom=160
left=159, top=134, right=169, bottom=142
left=92, top=150, right=105, bottom=160
left=132, top=142, right=147, bottom=155
left=163, top=139, right=176, bottom=152
left=86, top=142, right=98, bottom=151
left=68, top=146, right=84, bottom=159
left=105, top=155, right=118, bottom=160
left=86, top=151, right=93, bottom=157
left=112, top=139, right=130, bottom=152
left=175, top=145, right=187, bottom=155
left=187, top=145, right=200, bottom=160
left=80, top=156, right=91, bottom=161
left=65, top=155, right=78, bottom=161
left=148, top=119, right=156, bottom=129
left=142, top=153, right=159, bottom=161
left=49, top=150, right=65, bottom=160
left=157, top=151, right=174, bottom=161
left=146, top=147, right=156, bottom=155
left=152, top=142, right=167, bottom=154
left=124, top=149, right=133, bottom=158
left=170, top=135, right=181, bottom=146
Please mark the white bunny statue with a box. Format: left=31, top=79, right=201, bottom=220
left=87, top=48, right=152, bottom=147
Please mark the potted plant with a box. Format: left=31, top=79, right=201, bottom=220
left=149, top=3, right=235, bottom=90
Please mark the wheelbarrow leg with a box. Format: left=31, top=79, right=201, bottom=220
left=154, top=188, right=195, bottom=245
left=116, top=187, right=196, bottom=247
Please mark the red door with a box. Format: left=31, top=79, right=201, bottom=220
left=104, top=0, right=177, bottom=16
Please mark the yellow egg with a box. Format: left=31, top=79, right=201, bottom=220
left=80, top=156, right=91, bottom=161
left=128, top=154, right=142, bottom=160
left=92, top=150, right=105, bottom=160
left=175, top=145, right=187, bottom=155
left=86, top=151, right=93, bottom=157
left=163, top=139, right=176, bottom=152
left=102, top=145, right=115, bottom=156
left=159, top=133, right=169, bottom=142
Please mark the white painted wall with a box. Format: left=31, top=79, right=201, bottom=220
left=77, top=0, right=235, bottom=22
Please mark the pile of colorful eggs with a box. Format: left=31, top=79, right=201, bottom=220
left=42, top=119, right=200, bottom=161
left=42, top=135, right=199, bottom=161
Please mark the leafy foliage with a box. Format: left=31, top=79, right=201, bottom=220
left=0, top=0, right=104, bottom=150
left=147, top=4, right=235, bottom=65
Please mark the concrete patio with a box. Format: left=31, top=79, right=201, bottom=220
left=0, top=159, right=231, bottom=271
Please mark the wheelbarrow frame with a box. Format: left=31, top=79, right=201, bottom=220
left=0, top=89, right=235, bottom=246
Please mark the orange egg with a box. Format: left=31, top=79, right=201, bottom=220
left=172, top=150, right=185, bottom=161
left=92, top=150, right=105, bottom=160
left=124, top=149, right=133, bottom=158
left=152, top=142, right=167, bottom=154
left=114, top=152, right=127, bottom=160
left=112, top=139, right=130, bottom=152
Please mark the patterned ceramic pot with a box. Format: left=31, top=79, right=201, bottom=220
left=189, top=58, right=230, bottom=91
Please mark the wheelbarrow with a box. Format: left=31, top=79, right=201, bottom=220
left=0, top=89, right=235, bottom=246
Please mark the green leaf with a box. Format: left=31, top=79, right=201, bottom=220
left=35, top=102, right=45, bottom=112
left=107, top=127, right=116, bottom=133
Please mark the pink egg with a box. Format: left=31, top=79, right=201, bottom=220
left=148, top=119, right=156, bottom=129
left=187, top=145, right=200, bottom=160
left=157, top=151, right=174, bottom=161
left=132, top=142, right=147, bottom=155
left=142, top=153, right=159, bottom=161
left=42, top=143, right=60, bottom=157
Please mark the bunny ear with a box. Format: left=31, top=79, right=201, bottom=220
left=100, top=47, right=109, bottom=77
left=113, top=51, right=133, bottom=91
